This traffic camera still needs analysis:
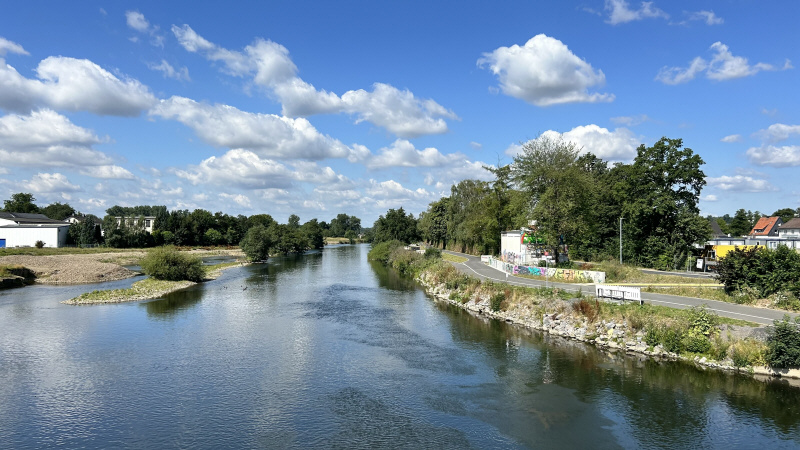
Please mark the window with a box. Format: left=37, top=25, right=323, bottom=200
left=145, top=219, right=151, bottom=228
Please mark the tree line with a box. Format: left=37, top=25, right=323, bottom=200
left=707, top=207, right=799, bottom=237
left=375, top=136, right=715, bottom=271
left=1, top=193, right=362, bottom=258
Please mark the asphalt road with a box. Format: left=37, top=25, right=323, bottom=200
left=443, top=250, right=797, bottom=326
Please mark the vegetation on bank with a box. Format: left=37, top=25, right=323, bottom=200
left=64, top=277, right=195, bottom=304
left=140, top=246, right=206, bottom=282
left=373, top=244, right=800, bottom=372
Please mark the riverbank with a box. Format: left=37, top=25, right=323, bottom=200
left=416, top=266, right=800, bottom=381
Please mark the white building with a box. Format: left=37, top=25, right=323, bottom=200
left=114, top=216, right=156, bottom=234
left=500, top=229, right=549, bottom=265
left=0, top=212, right=70, bottom=248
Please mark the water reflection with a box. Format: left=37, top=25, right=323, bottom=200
left=141, top=285, right=204, bottom=318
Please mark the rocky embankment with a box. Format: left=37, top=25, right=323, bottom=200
left=417, top=270, right=800, bottom=381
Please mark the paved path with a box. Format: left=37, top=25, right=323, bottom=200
left=443, top=250, right=797, bottom=326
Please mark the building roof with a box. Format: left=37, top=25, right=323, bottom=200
left=708, top=219, right=726, bottom=238
left=749, top=216, right=782, bottom=236
left=0, top=212, right=66, bottom=225
left=781, top=218, right=800, bottom=230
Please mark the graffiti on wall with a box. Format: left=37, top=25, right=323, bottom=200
left=489, top=257, right=606, bottom=284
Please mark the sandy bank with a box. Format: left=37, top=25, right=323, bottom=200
left=0, top=253, right=144, bottom=284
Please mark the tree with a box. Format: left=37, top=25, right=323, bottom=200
left=511, top=135, right=594, bottom=263
left=300, top=219, right=325, bottom=249
left=41, top=202, right=75, bottom=220
left=240, top=225, right=275, bottom=261
left=621, top=137, right=709, bottom=269
left=287, top=214, right=301, bottom=229
left=372, top=208, right=418, bottom=244
left=729, top=209, right=752, bottom=237
left=773, top=208, right=797, bottom=223
left=3, top=193, right=39, bottom=213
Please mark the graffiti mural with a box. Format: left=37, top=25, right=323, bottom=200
left=488, top=257, right=605, bottom=283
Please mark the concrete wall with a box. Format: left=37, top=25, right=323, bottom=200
left=489, top=257, right=606, bottom=283
left=0, top=226, right=69, bottom=248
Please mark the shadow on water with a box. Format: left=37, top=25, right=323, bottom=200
left=141, top=283, right=205, bottom=319
left=433, top=300, right=800, bottom=444
left=368, top=260, right=418, bottom=292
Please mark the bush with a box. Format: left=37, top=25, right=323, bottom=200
left=240, top=225, right=274, bottom=262
left=490, top=292, right=506, bottom=312
left=687, top=305, right=717, bottom=337
left=390, top=247, right=423, bottom=276
left=424, top=248, right=442, bottom=259
left=765, top=315, right=800, bottom=368
left=139, top=246, right=205, bottom=282
left=730, top=340, right=766, bottom=368
left=367, top=240, right=404, bottom=264
left=35, top=240, right=45, bottom=249
left=572, top=299, right=601, bottom=323
left=682, top=334, right=711, bottom=354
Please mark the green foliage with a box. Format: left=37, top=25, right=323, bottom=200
left=682, top=334, right=712, bottom=354
left=424, top=248, right=442, bottom=259
left=204, top=228, right=224, bottom=246
left=765, top=316, right=800, bottom=368
left=389, top=247, right=423, bottom=276
left=34, top=240, right=45, bottom=249
left=372, top=208, right=418, bottom=244
left=716, top=246, right=800, bottom=298
left=329, top=213, right=362, bottom=238
left=490, top=292, right=506, bottom=312
left=40, top=202, right=75, bottom=221
left=772, top=208, right=797, bottom=224
left=687, top=305, right=717, bottom=337
left=728, top=209, right=754, bottom=237
left=730, top=340, right=766, bottom=368
left=239, top=225, right=274, bottom=262
left=367, top=240, right=404, bottom=264
left=644, top=324, right=684, bottom=353
left=68, top=219, right=100, bottom=246
left=3, top=193, right=39, bottom=213
left=139, top=246, right=205, bottom=282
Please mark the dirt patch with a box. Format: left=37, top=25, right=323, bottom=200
left=0, top=253, right=145, bottom=284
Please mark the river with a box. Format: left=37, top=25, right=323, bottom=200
left=1, top=244, right=799, bottom=448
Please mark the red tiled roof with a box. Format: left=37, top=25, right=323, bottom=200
left=749, top=216, right=780, bottom=236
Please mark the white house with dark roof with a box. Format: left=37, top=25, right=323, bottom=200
left=0, top=212, right=70, bottom=248
left=778, top=218, right=800, bottom=240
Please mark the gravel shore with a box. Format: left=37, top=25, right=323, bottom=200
left=0, top=253, right=144, bottom=284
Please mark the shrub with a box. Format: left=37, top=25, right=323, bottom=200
left=572, top=299, right=600, bottom=323
left=367, top=240, right=404, bottom=264
left=490, top=292, right=506, bottom=312
left=765, top=315, right=800, bottom=368
left=424, top=248, right=442, bottom=259
left=34, top=240, right=45, bottom=249
left=730, top=340, right=766, bottom=368
left=687, top=305, right=717, bottom=337
left=682, top=334, right=711, bottom=354
left=390, top=247, right=423, bottom=276
left=139, top=246, right=205, bottom=282
left=240, top=225, right=274, bottom=262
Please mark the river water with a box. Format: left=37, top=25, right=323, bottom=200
left=1, top=244, right=799, bottom=449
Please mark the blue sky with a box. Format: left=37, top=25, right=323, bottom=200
left=0, top=1, right=798, bottom=224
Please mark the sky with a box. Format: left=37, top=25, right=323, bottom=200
left=0, top=1, right=798, bottom=224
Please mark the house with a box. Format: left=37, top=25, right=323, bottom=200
left=749, top=216, right=783, bottom=237
left=778, top=218, right=800, bottom=240
left=0, top=212, right=70, bottom=248
left=114, top=216, right=156, bottom=234
left=500, top=228, right=550, bottom=265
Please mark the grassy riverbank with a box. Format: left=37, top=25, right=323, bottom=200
left=372, top=243, right=800, bottom=378
left=63, top=260, right=246, bottom=305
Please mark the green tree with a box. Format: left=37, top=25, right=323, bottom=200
left=622, top=137, right=709, bottom=269
left=41, top=202, right=75, bottom=220
left=140, top=246, right=205, bottom=282
left=287, top=214, right=301, bottom=229
left=729, top=209, right=753, bottom=237
left=3, top=193, right=39, bottom=213
left=766, top=316, right=800, bottom=368
left=373, top=208, right=418, bottom=244
left=511, top=135, right=594, bottom=263
left=240, top=225, right=275, bottom=261
left=773, top=208, right=797, bottom=223
left=300, top=219, right=325, bottom=249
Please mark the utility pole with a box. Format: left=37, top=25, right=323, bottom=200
left=619, top=217, right=623, bottom=264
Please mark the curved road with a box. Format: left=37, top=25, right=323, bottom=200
left=443, top=250, right=797, bottom=326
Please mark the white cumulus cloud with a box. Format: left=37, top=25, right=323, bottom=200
left=605, top=0, right=668, bottom=25
left=0, top=37, right=28, bottom=56
left=706, top=175, right=776, bottom=192
left=0, top=56, right=157, bottom=115
left=368, top=139, right=465, bottom=169
left=0, top=109, right=114, bottom=167
left=149, top=96, right=364, bottom=161
left=171, top=24, right=456, bottom=138
left=80, top=165, right=135, bottom=180
left=746, top=145, right=800, bottom=168
left=720, top=134, right=742, bottom=143
left=657, top=42, right=791, bottom=84
left=24, top=172, right=81, bottom=193
left=508, top=125, right=638, bottom=161
left=754, top=123, right=800, bottom=143
left=478, top=34, right=613, bottom=107
left=125, top=11, right=164, bottom=47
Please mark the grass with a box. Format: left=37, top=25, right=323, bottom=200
left=0, top=264, right=24, bottom=277
left=0, top=247, right=141, bottom=257
left=64, top=278, right=194, bottom=304
left=442, top=253, right=468, bottom=263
